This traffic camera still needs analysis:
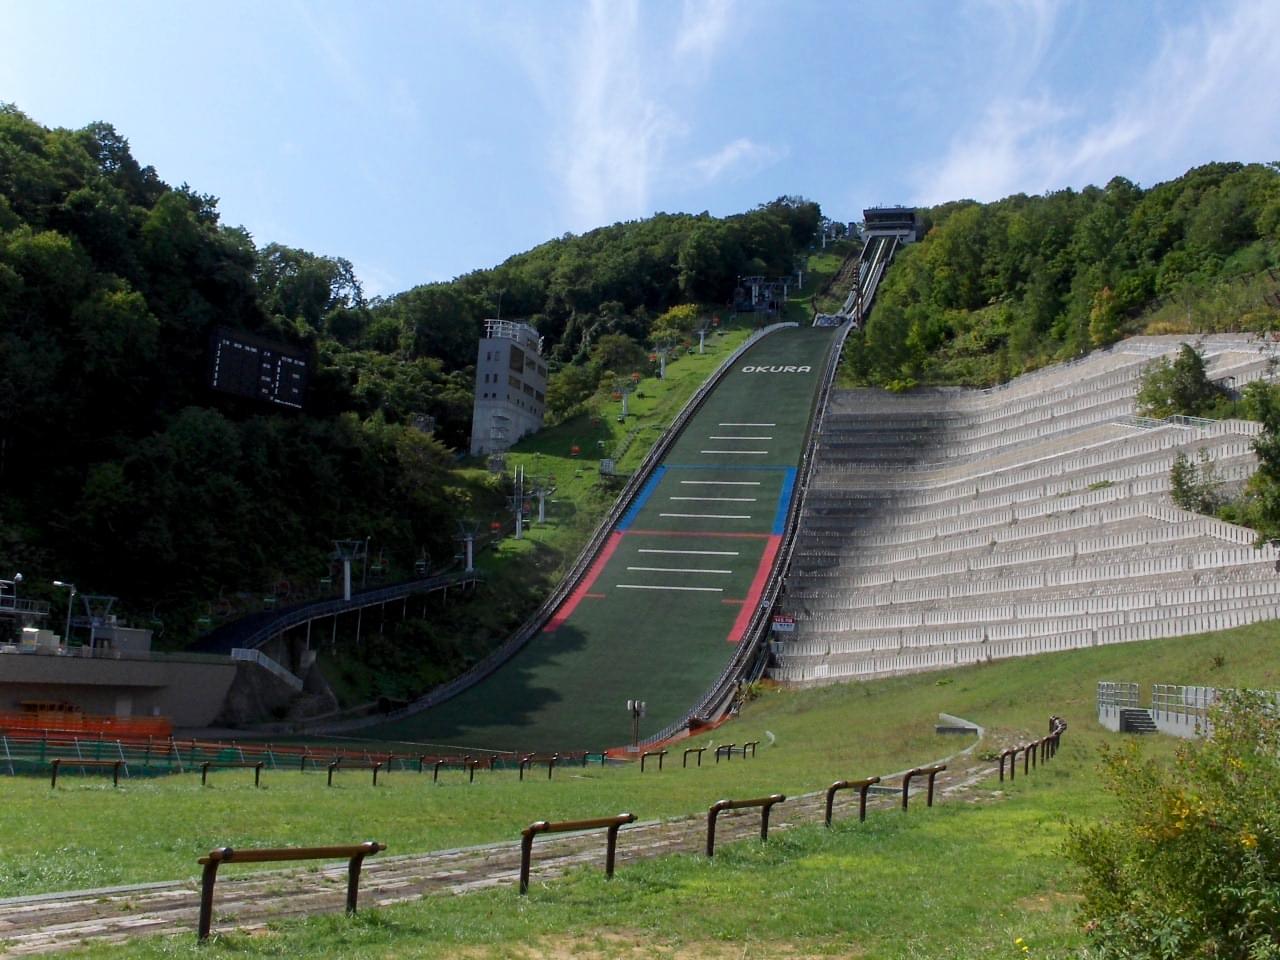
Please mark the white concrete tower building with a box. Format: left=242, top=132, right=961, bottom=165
left=469, top=319, right=548, bottom=456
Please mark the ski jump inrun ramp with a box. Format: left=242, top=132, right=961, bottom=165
left=358, top=325, right=839, bottom=752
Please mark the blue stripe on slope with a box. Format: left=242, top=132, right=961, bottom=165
left=771, top=468, right=797, bottom=535
left=618, top=466, right=666, bottom=531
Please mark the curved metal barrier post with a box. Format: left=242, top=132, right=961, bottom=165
left=518, top=814, right=636, bottom=895
left=683, top=746, right=705, bottom=768
left=824, top=776, right=881, bottom=827
left=706, top=794, right=786, bottom=857
left=49, top=758, right=123, bottom=788
left=901, top=765, right=946, bottom=810
left=640, top=749, right=666, bottom=773
left=200, top=761, right=263, bottom=787
left=197, top=841, right=385, bottom=940
left=999, top=748, right=1018, bottom=782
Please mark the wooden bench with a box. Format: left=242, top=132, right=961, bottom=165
left=196, top=841, right=385, bottom=939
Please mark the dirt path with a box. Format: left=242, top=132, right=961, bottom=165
left=0, top=727, right=1028, bottom=956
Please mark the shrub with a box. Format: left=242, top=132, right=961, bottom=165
left=1136, top=343, right=1226, bottom=418
left=1066, top=691, right=1280, bottom=959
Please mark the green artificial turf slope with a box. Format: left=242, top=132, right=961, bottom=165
left=363, top=326, right=836, bottom=751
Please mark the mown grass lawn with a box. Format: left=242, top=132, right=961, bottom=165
left=12, top=620, right=1280, bottom=958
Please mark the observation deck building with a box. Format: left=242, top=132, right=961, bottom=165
left=469, top=319, right=548, bottom=456
left=862, top=206, right=920, bottom=243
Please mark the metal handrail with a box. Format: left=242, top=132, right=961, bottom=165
left=234, top=572, right=481, bottom=652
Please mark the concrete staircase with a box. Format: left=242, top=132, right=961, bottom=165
left=1119, top=708, right=1159, bottom=734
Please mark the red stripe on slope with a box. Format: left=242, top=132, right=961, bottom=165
left=542, top=531, right=624, bottom=633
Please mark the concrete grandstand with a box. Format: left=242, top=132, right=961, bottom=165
left=770, top=334, right=1280, bottom=686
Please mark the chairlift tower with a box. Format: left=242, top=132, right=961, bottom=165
left=331, top=539, right=367, bottom=602
left=507, top=464, right=528, bottom=540
left=455, top=520, right=479, bottom=573
left=530, top=474, right=556, bottom=524
left=614, top=376, right=638, bottom=414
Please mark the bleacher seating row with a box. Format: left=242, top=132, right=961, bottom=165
left=769, top=336, right=1280, bottom=686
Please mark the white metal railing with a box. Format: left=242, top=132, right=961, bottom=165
left=230, top=648, right=304, bottom=691
left=1097, top=681, right=1141, bottom=709
left=1151, top=683, right=1218, bottom=722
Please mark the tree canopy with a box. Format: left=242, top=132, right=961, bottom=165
left=0, top=105, right=819, bottom=640
left=847, top=164, right=1280, bottom=388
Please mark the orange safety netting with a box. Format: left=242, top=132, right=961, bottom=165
left=0, top=712, right=172, bottom=739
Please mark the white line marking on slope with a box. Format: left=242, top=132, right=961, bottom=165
left=659, top=513, right=752, bottom=519
left=626, top=566, right=733, bottom=574
left=615, top=584, right=724, bottom=593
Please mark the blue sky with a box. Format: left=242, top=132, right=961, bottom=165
left=4, top=0, right=1279, bottom=297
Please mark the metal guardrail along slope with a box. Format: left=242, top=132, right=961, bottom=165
left=196, top=572, right=481, bottom=656
left=311, top=323, right=799, bottom=736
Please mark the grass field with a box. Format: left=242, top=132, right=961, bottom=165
left=11, top=619, right=1280, bottom=958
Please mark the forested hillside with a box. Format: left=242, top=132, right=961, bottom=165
left=847, top=162, right=1280, bottom=388
left=0, top=106, right=819, bottom=641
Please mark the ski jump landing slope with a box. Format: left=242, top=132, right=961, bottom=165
left=366, top=326, right=836, bottom=752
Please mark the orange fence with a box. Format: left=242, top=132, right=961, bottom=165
left=0, top=712, right=172, bottom=739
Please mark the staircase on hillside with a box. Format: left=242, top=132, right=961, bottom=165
left=1119, top=708, right=1158, bottom=734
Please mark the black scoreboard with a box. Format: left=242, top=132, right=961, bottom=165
left=207, top=327, right=308, bottom=409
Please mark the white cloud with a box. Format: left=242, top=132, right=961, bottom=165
left=674, top=0, right=733, bottom=61
left=916, top=0, right=1280, bottom=204
left=503, top=0, right=752, bottom=232
left=556, top=0, right=683, bottom=229
left=351, top=259, right=401, bottom=299
left=692, top=137, right=788, bottom=184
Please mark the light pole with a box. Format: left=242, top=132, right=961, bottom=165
left=0, top=573, right=21, bottom=628
left=52, top=580, right=76, bottom=646
left=626, top=699, right=646, bottom=751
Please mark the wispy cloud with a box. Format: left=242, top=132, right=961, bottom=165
left=674, top=0, right=733, bottom=61
left=351, top=259, right=399, bottom=300
left=509, top=0, right=780, bottom=232
left=693, top=137, right=788, bottom=184
left=916, top=0, right=1280, bottom=203
left=556, top=0, right=682, bottom=229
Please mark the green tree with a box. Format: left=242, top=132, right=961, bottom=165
left=651, top=303, right=700, bottom=344
left=1170, top=448, right=1221, bottom=514
left=544, top=363, right=600, bottom=422
left=589, top=332, right=648, bottom=375
left=1066, top=691, right=1280, bottom=959
left=1088, top=285, right=1121, bottom=347
left=1136, top=344, right=1224, bottom=418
